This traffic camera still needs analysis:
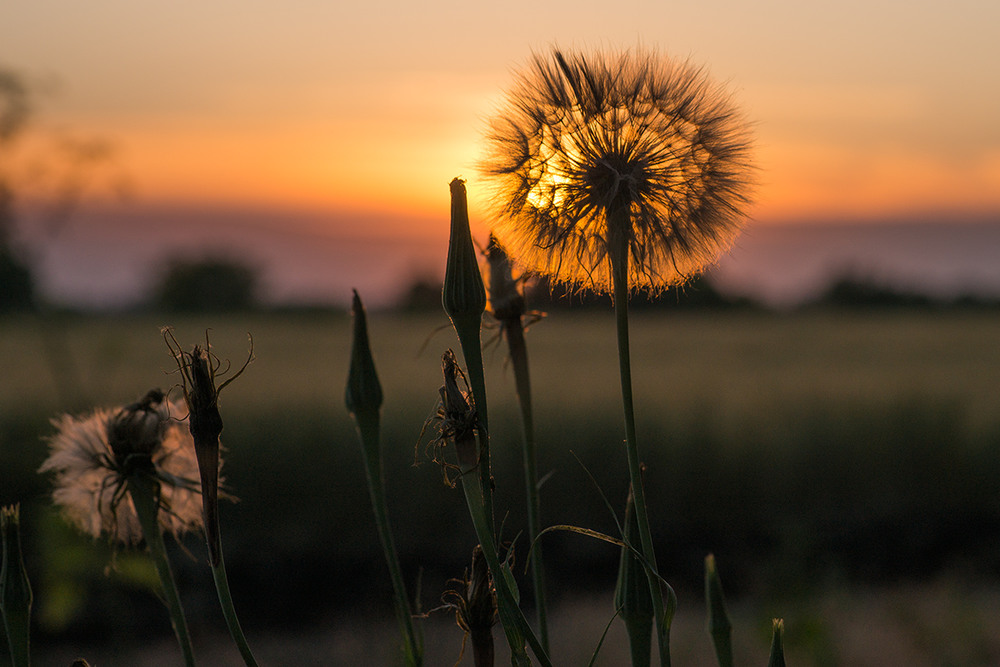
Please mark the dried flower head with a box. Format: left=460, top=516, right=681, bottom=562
left=435, top=545, right=497, bottom=667
left=480, top=47, right=755, bottom=293
left=39, top=390, right=203, bottom=545
left=163, top=328, right=252, bottom=566
left=418, top=350, right=480, bottom=485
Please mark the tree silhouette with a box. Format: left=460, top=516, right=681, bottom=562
left=0, top=69, right=36, bottom=312
left=153, top=256, right=259, bottom=312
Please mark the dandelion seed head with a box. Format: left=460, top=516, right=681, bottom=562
left=40, top=393, right=203, bottom=545
left=480, top=47, right=755, bottom=293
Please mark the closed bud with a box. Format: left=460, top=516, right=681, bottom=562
left=108, top=389, right=167, bottom=470
left=443, top=178, right=486, bottom=329
left=485, top=234, right=525, bottom=324
left=346, top=290, right=383, bottom=417
left=705, top=554, right=733, bottom=667
left=767, top=618, right=786, bottom=667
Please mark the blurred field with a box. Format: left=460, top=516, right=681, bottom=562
left=3, top=308, right=1000, bottom=664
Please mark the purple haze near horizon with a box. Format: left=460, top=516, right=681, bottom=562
left=17, top=205, right=1000, bottom=310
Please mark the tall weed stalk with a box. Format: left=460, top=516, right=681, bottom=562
left=347, top=290, right=423, bottom=666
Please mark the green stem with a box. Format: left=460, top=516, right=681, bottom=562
left=356, top=411, right=423, bottom=666
left=128, top=475, right=196, bottom=667
left=455, top=316, right=548, bottom=663
left=455, top=320, right=495, bottom=531
left=459, top=464, right=551, bottom=667
left=610, top=230, right=671, bottom=667
left=210, top=549, right=259, bottom=667
left=1, top=505, right=32, bottom=667
left=504, top=319, right=549, bottom=651
left=705, top=555, right=734, bottom=667
left=615, top=488, right=653, bottom=667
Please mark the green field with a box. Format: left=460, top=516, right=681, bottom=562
left=3, top=308, right=1000, bottom=663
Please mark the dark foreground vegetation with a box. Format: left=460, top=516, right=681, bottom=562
left=2, top=308, right=999, bottom=664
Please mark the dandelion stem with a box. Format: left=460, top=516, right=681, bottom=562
left=210, top=549, right=259, bottom=667
left=354, top=410, right=423, bottom=666
left=615, top=486, right=653, bottom=667
left=1, top=505, right=32, bottom=667
left=444, top=178, right=494, bottom=532
left=610, top=227, right=671, bottom=667
left=348, top=290, right=422, bottom=665
left=127, top=475, right=196, bottom=667
left=458, top=465, right=551, bottom=667
left=455, top=324, right=495, bottom=530
left=454, top=329, right=550, bottom=664
left=504, top=317, right=549, bottom=651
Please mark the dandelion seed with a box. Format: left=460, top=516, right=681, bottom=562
left=481, top=47, right=755, bottom=293
left=39, top=389, right=203, bottom=545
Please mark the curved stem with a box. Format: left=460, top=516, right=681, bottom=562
left=128, top=475, right=196, bottom=667
left=610, top=228, right=671, bottom=667
left=356, top=411, right=423, bottom=666
left=505, top=319, right=549, bottom=651
left=210, top=549, right=259, bottom=667
left=459, top=464, right=551, bottom=667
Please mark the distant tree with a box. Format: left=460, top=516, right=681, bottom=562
left=153, top=256, right=260, bottom=312
left=0, top=71, right=36, bottom=312
left=818, top=276, right=933, bottom=309
left=0, top=246, right=34, bottom=312
left=2, top=66, right=122, bottom=313
left=396, top=278, right=443, bottom=311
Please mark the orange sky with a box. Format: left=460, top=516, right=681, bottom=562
left=4, top=0, right=1000, bottom=237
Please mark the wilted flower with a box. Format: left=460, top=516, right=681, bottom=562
left=418, top=350, right=480, bottom=486
left=435, top=545, right=498, bottom=667
left=39, top=389, right=203, bottom=544
left=163, top=329, right=252, bottom=566
left=480, top=47, right=754, bottom=293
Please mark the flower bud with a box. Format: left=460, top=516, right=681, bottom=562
left=108, top=389, right=167, bottom=469
left=345, top=290, right=383, bottom=417
left=767, top=618, right=786, bottom=667
left=186, top=346, right=224, bottom=565
left=485, top=234, right=525, bottom=324
left=443, top=178, right=486, bottom=330
left=705, top=554, right=733, bottom=667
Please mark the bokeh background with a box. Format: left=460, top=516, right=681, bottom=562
left=3, top=1, right=1000, bottom=664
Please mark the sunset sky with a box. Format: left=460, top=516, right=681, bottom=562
left=3, top=0, right=1000, bottom=305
